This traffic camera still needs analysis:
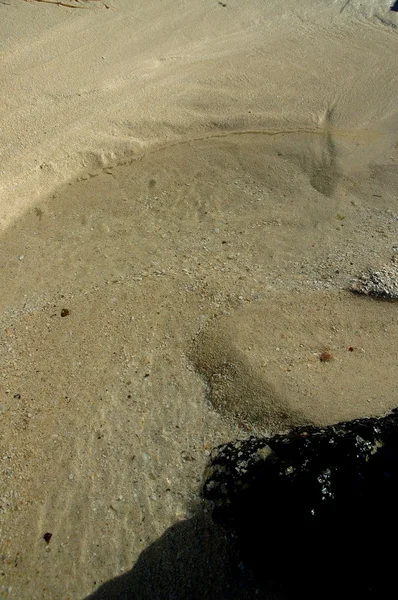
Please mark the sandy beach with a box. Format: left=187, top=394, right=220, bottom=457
left=0, top=1, right=397, bottom=598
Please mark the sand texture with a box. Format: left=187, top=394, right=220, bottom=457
left=0, top=1, right=397, bottom=598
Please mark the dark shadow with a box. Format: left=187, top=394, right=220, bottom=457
left=391, top=1, right=398, bottom=11
left=85, top=507, right=277, bottom=600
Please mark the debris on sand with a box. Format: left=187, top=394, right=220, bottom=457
left=350, top=258, right=398, bottom=300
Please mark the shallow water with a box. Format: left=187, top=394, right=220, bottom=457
left=0, top=134, right=397, bottom=599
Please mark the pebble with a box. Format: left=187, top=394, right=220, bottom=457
left=141, top=452, right=150, bottom=463
left=110, top=501, right=129, bottom=515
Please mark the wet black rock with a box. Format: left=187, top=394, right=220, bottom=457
left=202, top=409, right=398, bottom=599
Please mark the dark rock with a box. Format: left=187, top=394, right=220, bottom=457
left=202, top=409, right=398, bottom=598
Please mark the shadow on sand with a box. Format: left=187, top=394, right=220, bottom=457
left=85, top=507, right=277, bottom=600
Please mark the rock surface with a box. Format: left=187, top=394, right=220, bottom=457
left=203, top=409, right=398, bottom=598
left=351, top=258, right=398, bottom=300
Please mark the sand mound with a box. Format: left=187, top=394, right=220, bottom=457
left=191, top=291, right=398, bottom=430
left=190, top=327, right=307, bottom=432
left=1, top=0, right=397, bottom=229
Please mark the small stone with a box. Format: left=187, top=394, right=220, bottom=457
left=18, top=255, right=24, bottom=261
left=43, top=533, right=52, bottom=544
left=111, top=502, right=129, bottom=515
left=141, top=453, right=150, bottom=463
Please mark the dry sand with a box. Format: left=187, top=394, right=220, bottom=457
left=0, top=1, right=397, bottom=598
